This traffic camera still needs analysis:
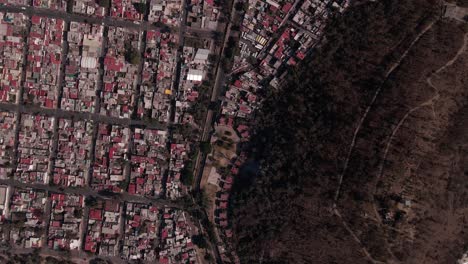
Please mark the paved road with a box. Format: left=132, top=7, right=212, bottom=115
left=0, top=5, right=216, bottom=37
left=47, top=20, right=70, bottom=184
left=257, top=0, right=302, bottom=60
left=0, top=5, right=159, bottom=30
left=41, top=197, right=52, bottom=249
left=192, top=11, right=231, bottom=193
left=193, top=0, right=302, bottom=192
left=0, top=102, right=166, bottom=129
left=188, top=2, right=236, bottom=264
left=161, top=0, right=189, bottom=200
left=0, top=178, right=181, bottom=208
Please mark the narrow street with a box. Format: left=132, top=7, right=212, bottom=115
left=0, top=5, right=217, bottom=38
left=0, top=101, right=166, bottom=129
left=0, top=178, right=181, bottom=208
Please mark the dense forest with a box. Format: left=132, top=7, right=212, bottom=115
left=231, top=0, right=468, bottom=263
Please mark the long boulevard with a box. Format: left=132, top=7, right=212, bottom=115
left=0, top=4, right=216, bottom=37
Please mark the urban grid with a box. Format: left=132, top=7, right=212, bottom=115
left=0, top=0, right=349, bottom=263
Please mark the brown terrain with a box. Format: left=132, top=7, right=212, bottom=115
left=337, top=15, right=468, bottom=264
left=230, top=0, right=468, bottom=263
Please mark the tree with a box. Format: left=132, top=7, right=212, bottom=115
left=208, top=54, right=218, bottom=64
left=45, top=256, right=63, bottom=264
left=97, top=0, right=110, bottom=8
left=118, top=180, right=129, bottom=191
left=26, top=93, right=35, bottom=103
left=154, top=22, right=172, bottom=33
left=234, top=1, right=246, bottom=12
left=192, top=234, right=208, bottom=248
left=98, top=189, right=119, bottom=197
left=73, top=209, right=83, bottom=218
left=246, top=55, right=258, bottom=65
left=142, top=115, right=161, bottom=126
left=89, top=258, right=111, bottom=264
left=132, top=2, right=147, bottom=14
left=231, top=24, right=240, bottom=31
left=212, top=31, right=223, bottom=42
left=209, top=101, right=219, bottom=111
left=125, top=48, right=141, bottom=65
left=181, top=168, right=194, bottom=186
left=199, top=142, right=212, bottom=155
left=204, top=252, right=213, bottom=261
left=85, top=196, right=98, bottom=207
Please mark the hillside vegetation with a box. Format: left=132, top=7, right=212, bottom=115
left=231, top=0, right=468, bottom=263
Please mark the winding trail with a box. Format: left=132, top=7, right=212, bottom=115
left=332, top=208, right=388, bottom=264
left=333, top=11, right=468, bottom=264
left=370, top=95, right=440, bottom=223
left=333, top=19, right=437, bottom=203
left=331, top=17, right=438, bottom=264
left=371, top=31, right=468, bottom=223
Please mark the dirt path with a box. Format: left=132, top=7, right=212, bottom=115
left=433, top=32, right=468, bottom=75
left=333, top=19, right=437, bottom=203
left=331, top=17, right=439, bottom=264
left=371, top=94, right=441, bottom=221
left=372, top=31, right=468, bottom=223
left=332, top=207, right=388, bottom=264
